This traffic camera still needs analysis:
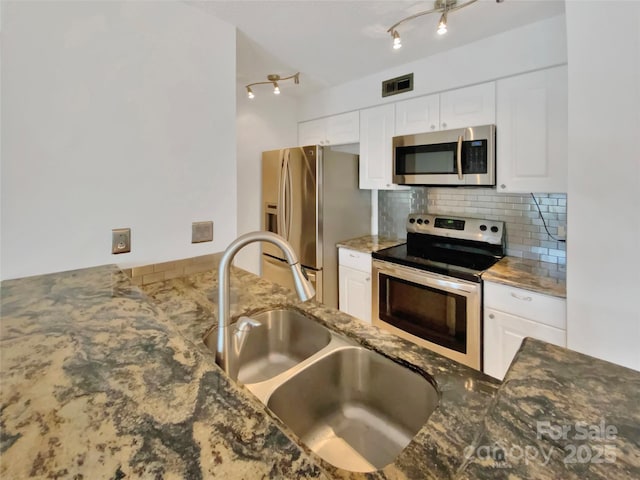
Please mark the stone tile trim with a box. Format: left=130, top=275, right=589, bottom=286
left=122, top=253, right=222, bottom=285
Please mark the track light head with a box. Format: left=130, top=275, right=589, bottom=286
left=392, top=30, right=402, bottom=49
left=437, top=12, right=448, bottom=35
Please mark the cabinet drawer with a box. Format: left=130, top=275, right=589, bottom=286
left=484, top=281, right=566, bottom=329
left=338, top=248, right=371, bottom=273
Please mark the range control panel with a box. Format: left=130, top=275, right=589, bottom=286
left=406, top=213, right=504, bottom=245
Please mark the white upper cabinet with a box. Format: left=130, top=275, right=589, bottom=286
left=298, top=111, right=359, bottom=146
left=394, top=83, right=495, bottom=136
left=394, top=94, right=440, bottom=136
left=439, top=82, right=496, bottom=130
left=496, top=65, right=568, bottom=193
left=359, top=104, right=407, bottom=190
left=298, top=119, right=326, bottom=146
left=325, top=112, right=359, bottom=145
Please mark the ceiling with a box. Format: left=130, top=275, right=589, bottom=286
left=188, top=0, right=565, bottom=96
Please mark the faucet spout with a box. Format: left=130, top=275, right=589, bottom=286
left=215, top=231, right=315, bottom=379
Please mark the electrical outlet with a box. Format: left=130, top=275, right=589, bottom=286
left=557, top=225, right=567, bottom=240
left=112, top=228, right=131, bottom=254
left=192, top=221, right=213, bottom=243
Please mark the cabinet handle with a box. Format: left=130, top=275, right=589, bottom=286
left=430, top=125, right=435, bottom=130
left=442, top=122, right=447, bottom=128
left=365, top=277, right=370, bottom=282
left=488, top=313, right=495, bottom=319
left=349, top=253, right=357, bottom=258
left=500, top=184, right=506, bottom=189
left=511, top=292, right=533, bottom=302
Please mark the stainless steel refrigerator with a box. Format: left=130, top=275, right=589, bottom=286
left=261, top=145, right=371, bottom=309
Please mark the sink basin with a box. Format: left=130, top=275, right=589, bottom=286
left=266, top=346, right=439, bottom=472
left=235, top=308, right=332, bottom=384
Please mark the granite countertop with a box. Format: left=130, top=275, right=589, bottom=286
left=482, top=256, right=567, bottom=298
left=336, top=235, right=404, bottom=254
left=0, top=263, right=498, bottom=479
left=2, top=262, right=638, bottom=479
left=460, top=338, right=640, bottom=479
left=139, top=266, right=500, bottom=480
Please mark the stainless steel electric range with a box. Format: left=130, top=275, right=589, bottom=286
left=372, top=214, right=505, bottom=370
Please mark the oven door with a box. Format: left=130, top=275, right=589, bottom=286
left=372, top=259, right=481, bottom=369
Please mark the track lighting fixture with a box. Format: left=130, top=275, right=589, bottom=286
left=437, top=11, right=448, bottom=35
left=387, top=0, right=502, bottom=49
left=245, top=72, right=300, bottom=99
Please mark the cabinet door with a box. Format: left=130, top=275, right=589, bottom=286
left=326, top=111, right=359, bottom=145
left=496, top=65, right=568, bottom=193
left=484, top=307, right=566, bottom=380
left=339, top=265, right=372, bottom=323
left=359, top=104, right=406, bottom=190
left=298, top=118, right=326, bottom=146
left=395, top=94, right=440, bottom=135
left=440, top=82, right=495, bottom=130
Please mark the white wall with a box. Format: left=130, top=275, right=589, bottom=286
left=1, top=1, right=237, bottom=280
left=234, top=84, right=298, bottom=274
left=298, top=15, right=567, bottom=120
left=565, top=1, right=640, bottom=371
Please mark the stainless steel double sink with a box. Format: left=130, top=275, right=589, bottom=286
left=206, top=308, right=440, bottom=473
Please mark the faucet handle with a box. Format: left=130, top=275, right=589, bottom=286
left=235, top=316, right=262, bottom=333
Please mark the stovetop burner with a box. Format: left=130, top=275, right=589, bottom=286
left=372, top=214, right=505, bottom=283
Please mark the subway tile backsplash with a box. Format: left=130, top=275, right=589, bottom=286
left=378, top=188, right=567, bottom=266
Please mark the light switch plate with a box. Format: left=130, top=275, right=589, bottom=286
left=192, top=221, right=213, bottom=243
left=112, top=228, right=131, bottom=254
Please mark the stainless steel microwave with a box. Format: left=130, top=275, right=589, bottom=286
left=393, top=124, right=496, bottom=186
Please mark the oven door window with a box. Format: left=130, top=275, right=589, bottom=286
left=379, top=273, right=467, bottom=353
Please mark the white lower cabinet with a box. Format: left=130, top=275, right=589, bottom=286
left=338, top=248, right=372, bottom=323
left=483, top=281, right=566, bottom=380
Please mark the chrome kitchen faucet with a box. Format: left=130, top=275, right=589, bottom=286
left=215, top=231, right=315, bottom=379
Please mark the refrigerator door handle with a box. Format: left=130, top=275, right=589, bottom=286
left=285, top=149, right=293, bottom=240
left=278, top=149, right=287, bottom=237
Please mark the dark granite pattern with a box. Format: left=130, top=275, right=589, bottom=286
left=482, top=257, right=566, bottom=298
left=1, top=263, right=638, bottom=479
left=142, top=266, right=501, bottom=480
left=335, top=235, right=404, bottom=254
left=0, top=266, right=325, bottom=479
left=457, top=338, right=640, bottom=479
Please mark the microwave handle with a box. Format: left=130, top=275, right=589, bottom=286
left=456, top=135, right=463, bottom=180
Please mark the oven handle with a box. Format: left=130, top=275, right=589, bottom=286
left=456, top=135, right=463, bottom=180
left=372, top=259, right=480, bottom=295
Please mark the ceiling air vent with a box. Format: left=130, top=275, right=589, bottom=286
left=382, top=73, right=413, bottom=98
